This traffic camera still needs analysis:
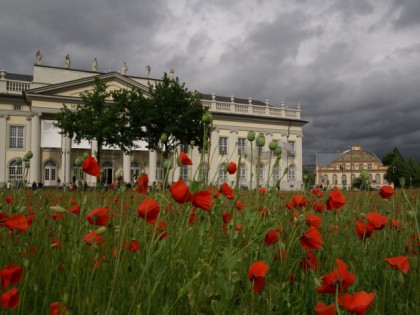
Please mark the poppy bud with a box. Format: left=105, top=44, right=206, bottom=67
left=96, top=226, right=108, bottom=235
left=83, top=152, right=90, bottom=159
left=313, top=277, right=322, bottom=289
left=75, top=158, right=83, bottom=166
left=269, top=141, right=278, bottom=151
left=396, top=272, right=405, bottom=285
left=190, top=140, right=195, bottom=147
left=256, top=133, right=265, bottom=147
left=163, top=159, right=172, bottom=170
left=407, top=210, right=415, bottom=219
left=160, top=133, right=168, bottom=142
left=399, top=177, right=406, bottom=188
left=63, top=293, right=69, bottom=304
left=247, top=130, right=255, bottom=142
left=24, top=259, right=30, bottom=268
left=50, top=206, right=67, bottom=213
left=202, top=113, right=212, bottom=124
left=26, top=150, right=33, bottom=159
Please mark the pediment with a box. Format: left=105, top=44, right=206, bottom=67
left=24, top=72, right=150, bottom=104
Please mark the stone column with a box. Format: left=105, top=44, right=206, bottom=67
left=148, top=150, right=157, bottom=184
left=123, top=151, right=131, bottom=183
left=29, top=112, right=41, bottom=184
left=0, top=114, right=8, bottom=183
left=61, top=135, right=72, bottom=187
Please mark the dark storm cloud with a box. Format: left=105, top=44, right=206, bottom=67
left=1, top=0, right=419, bottom=162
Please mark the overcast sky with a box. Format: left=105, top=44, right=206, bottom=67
left=1, top=0, right=419, bottom=163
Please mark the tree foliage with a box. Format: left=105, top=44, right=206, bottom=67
left=383, top=147, right=419, bottom=187
left=138, top=73, right=206, bottom=155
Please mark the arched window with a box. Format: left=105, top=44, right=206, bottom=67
left=332, top=174, right=338, bottom=185
left=351, top=174, right=356, bottom=185
left=375, top=174, right=381, bottom=184
left=341, top=174, right=347, bottom=186
left=73, top=162, right=84, bottom=181
left=256, top=162, right=265, bottom=181
left=8, top=159, right=23, bottom=182
left=288, top=165, right=295, bottom=181
left=322, top=174, right=328, bottom=184
left=44, top=160, right=57, bottom=186
left=272, top=164, right=280, bottom=182
left=199, top=162, right=209, bottom=182
left=131, top=161, right=140, bottom=181
left=219, top=163, right=228, bottom=183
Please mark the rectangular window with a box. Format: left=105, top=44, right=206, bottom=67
left=13, top=105, right=22, bottom=111
left=238, top=137, right=246, bottom=155
left=288, top=141, right=295, bottom=157
left=9, top=126, right=24, bottom=149
left=180, top=144, right=189, bottom=153
left=180, top=166, right=189, bottom=182
left=239, top=165, right=247, bottom=181
left=219, top=164, right=228, bottom=183
left=219, top=137, right=228, bottom=155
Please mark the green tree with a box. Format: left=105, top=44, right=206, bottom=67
left=138, top=73, right=206, bottom=156
left=54, top=78, right=141, bottom=166
left=383, top=147, right=410, bottom=187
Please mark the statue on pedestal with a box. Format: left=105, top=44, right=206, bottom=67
left=146, top=65, right=151, bottom=78
left=64, top=54, right=71, bottom=68
left=121, top=62, right=128, bottom=75
left=92, top=58, right=98, bottom=71
left=169, top=68, right=175, bottom=80
left=35, top=50, right=43, bottom=65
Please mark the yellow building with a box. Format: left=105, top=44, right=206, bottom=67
left=0, top=53, right=307, bottom=189
left=315, top=145, right=390, bottom=190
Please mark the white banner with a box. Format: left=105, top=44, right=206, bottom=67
left=41, top=120, right=61, bottom=148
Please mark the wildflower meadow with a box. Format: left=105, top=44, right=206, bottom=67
left=1, top=153, right=419, bottom=314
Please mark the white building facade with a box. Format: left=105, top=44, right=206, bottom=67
left=0, top=55, right=307, bottom=190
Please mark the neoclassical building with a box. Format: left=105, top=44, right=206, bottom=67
left=315, top=145, right=390, bottom=190
left=0, top=53, right=307, bottom=189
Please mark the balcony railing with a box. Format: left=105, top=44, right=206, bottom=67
left=6, top=80, right=31, bottom=92
left=202, top=99, right=301, bottom=119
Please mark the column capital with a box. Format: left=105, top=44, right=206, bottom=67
left=0, top=114, right=9, bottom=120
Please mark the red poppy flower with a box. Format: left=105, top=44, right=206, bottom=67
left=189, top=208, right=197, bottom=225
left=136, top=173, right=149, bottom=194
left=51, top=237, right=64, bottom=249
left=83, top=230, right=103, bottom=246
left=299, top=252, right=320, bottom=271
left=300, top=226, right=323, bottom=250
left=153, top=221, right=168, bottom=240
left=170, top=179, right=191, bottom=204
left=292, top=194, right=307, bottom=208
left=326, top=189, right=346, bottom=210
left=338, top=291, right=376, bottom=315
left=379, top=185, right=394, bottom=199
left=222, top=211, right=233, bottom=224
left=69, top=204, right=81, bottom=215
left=82, top=156, right=100, bottom=177
left=1, top=263, right=23, bottom=289
left=179, top=151, right=192, bottom=165
left=285, top=201, right=294, bottom=210
left=137, top=198, right=160, bottom=224
left=49, top=301, right=66, bottom=315
left=4, top=214, right=29, bottom=232
left=220, top=182, right=234, bottom=199
left=306, top=213, right=322, bottom=229
left=0, top=287, right=19, bottom=309
left=389, top=218, right=400, bottom=230
left=313, top=202, right=324, bottom=213
left=384, top=256, right=410, bottom=273
left=236, top=200, right=245, bottom=210
left=227, top=162, right=237, bottom=174
left=247, top=261, right=270, bottom=293
left=123, top=240, right=140, bottom=253
left=264, top=229, right=279, bottom=246
left=366, top=212, right=387, bottom=230
left=5, top=196, right=12, bottom=204
left=191, top=190, right=213, bottom=211
left=355, top=221, right=374, bottom=240
left=315, top=301, right=336, bottom=315
left=87, top=207, right=110, bottom=226
left=51, top=212, right=64, bottom=221
left=317, top=258, right=356, bottom=294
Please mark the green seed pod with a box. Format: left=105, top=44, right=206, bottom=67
left=190, top=140, right=195, bottom=147
left=247, top=130, right=255, bottom=142
left=74, top=158, right=83, bottom=166
left=275, top=147, right=283, bottom=157
left=256, top=133, right=265, bottom=147
left=25, top=162, right=30, bottom=168
left=360, top=170, right=369, bottom=180
left=15, top=157, right=22, bottom=165
left=268, top=140, right=278, bottom=151
left=163, top=159, right=172, bottom=170
left=25, top=151, right=33, bottom=159
left=23, top=155, right=30, bottom=162
left=160, top=133, right=168, bottom=143
left=50, top=206, right=67, bottom=213
left=83, top=152, right=90, bottom=159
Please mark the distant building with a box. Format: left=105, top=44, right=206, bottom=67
left=0, top=54, right=307, bottom=189
left=315, top=145, right=390, bottom=190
